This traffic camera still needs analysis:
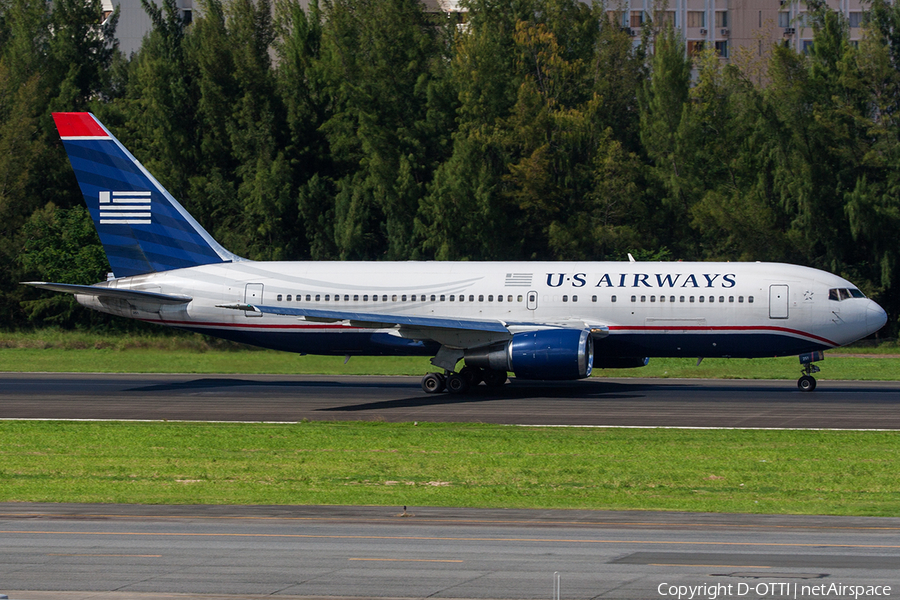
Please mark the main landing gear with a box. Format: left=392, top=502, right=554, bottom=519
left=797, top=351, right=824, bottom=392
left=421, top=366, right=508, bottom=394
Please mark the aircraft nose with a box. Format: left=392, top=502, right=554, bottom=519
left=866, top=301, right=888, bottom=334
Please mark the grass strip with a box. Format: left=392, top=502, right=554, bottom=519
left=2, top=420, right=898, bottom=516
left=2, top=330, right=899, bottom=379
left=3, top=347, right=900, bottom=380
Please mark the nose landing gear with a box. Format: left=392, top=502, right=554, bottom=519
left=797, top=351, right=824, bottom=392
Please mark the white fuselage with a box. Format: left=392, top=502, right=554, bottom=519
left=75, top=261, right=886, bottom=360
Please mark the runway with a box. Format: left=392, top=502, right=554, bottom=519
left=1, top=503, right=899, bottom=599
left=1, top=373, right=899, bottom=428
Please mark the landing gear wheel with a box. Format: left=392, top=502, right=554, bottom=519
left=798, top=375, right=817, bottom=392
left=446, top=373, right=470, bottom=394
left=459, top=366, right=484, bottom=386
left=421, top=372, right=446, bottom=394
left=482, top=369, right=508, bottom=387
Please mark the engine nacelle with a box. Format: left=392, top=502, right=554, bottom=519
left=465, top=329, right=593, bottom=380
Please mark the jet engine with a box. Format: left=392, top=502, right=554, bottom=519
left=465, top=329, right=593, bottom=380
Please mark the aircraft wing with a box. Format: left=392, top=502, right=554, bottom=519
left=217, top=303, right=609, bottom=346
left=22, top=282, right=192, bottom=305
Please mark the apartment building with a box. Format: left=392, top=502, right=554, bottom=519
left=614, top=0, right=869, bottom=60
left=101, top=0, right=461, bottom=56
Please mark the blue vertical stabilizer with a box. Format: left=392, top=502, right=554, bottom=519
left=52, top=112, right=241, bottom=277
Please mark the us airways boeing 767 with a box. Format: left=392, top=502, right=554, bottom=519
left=25, top=113, right=888, bottom=393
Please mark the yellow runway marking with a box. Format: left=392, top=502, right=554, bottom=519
left=48, top=553, right=162, bottom=557
left=2, top=530, right=899, bottom=550
left=649, top=563, right=773, bottom=568
left=350, top=558, right=463, bottom=563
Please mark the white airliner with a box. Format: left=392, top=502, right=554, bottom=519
left=25, top=113, right=888, bottom=393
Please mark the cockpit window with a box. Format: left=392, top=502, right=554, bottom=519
left=829, top=287, right=866, bottom=301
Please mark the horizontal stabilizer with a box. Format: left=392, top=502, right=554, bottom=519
left=23, top=282, right=192, bottom=305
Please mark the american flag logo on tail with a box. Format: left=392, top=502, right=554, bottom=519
left=99, top=191, right=152, bottom=225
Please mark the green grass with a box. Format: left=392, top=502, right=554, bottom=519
left=2, top=420, right=898, bottom=516
left=1, top=330, right=899, bottom=379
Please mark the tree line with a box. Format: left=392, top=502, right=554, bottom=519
left=1, top=0, right=898, bottom=335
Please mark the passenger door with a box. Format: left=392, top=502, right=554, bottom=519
left=244, top=283, right=263, bottom=317
left=769, top=284, right=789, bottom=319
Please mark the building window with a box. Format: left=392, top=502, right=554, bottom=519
left=715, top=41, right=728, bottom=58
left=182, top=8, right=192, bottom=24
left=849, top=11, right=862, bottom=28
left=687, top=11, right=705, bottom=27
left=688, top=41, right=704, bottom=57
left=778, top=11, right=790, bottom=27
left=715, top=11, right=727, bottom=27
left=802, top=40, right=814, bottom=54
left=630, top=10, right=643, bottom=28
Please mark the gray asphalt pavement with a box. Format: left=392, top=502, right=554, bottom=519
left=1, top=373, right=899, bottom=428
left=1, top=504, right=899, bottom=599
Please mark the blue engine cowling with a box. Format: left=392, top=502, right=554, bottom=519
left=465, top=329, right=594, bottom=380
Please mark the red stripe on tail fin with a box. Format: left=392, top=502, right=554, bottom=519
left=52, top=112, right=108, bottom=138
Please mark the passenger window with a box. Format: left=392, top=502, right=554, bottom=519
left=593, top=295, right=598, bottom=302
left=363, top=295, right=368, bottom=301
left=749, top=296, right=754, bottom=303
left=315, top=294, right=321, bottom=301
left=286, top=295, right=292, bottom=302
left=650, top=296, right=655, bottom=302
left=402, top=295, right=407, bottom=301
left=738, top=296, right=743, bottom=303
left=719, top=296, right=724, bottom=303
left=325, top=294, right=330, bottom=301
left=469, top=295, right=475, bottom=302
left=680, top=296, right=685, bottom=302
left=670, top=296, right=675, bottom=302
left=659, top=295, right=665, bottom=302
left=382, top=295, right=388, bottom=302
left=517, top=295, right=523, bottom=302
left=699, top=296, right=705, bottom=303
left=728, top=296, right=734, bottom=302
left=611, top=295, right=616, bottom=302
left=479, top=295, right=484, bottom=302
left=631, top=295, right=636, bottom=302
left=277, top=294, right=283, bottom=301
left=344, top=295, right=350, bottom=301
left=563, top=295, right=568, bottom=302
left=690, top=296, right=695, bottom=302
left=641, top=295, right=646, bottom=302
left=573, top=295, right=578, bottom=302
left=306, top=294, right=311, bottom=301
left=497, top=295, right=503, bottom=302
left=440, top=295, right=445, bottom=301
left=431, top=295, right=436, bottom=301
left=488, top=295, right=493, bottom=302
left=449, top=295, right=455, bottom=301
left=709, top=296, right=714, bottom=303
left=392, top=295, right=397, bottom=302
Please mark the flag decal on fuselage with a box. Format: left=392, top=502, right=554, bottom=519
left=99, top=191, right=152, bottom=225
